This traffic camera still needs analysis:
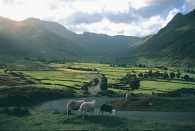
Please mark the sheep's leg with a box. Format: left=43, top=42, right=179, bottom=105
left=82, top=111, right=85, bottom=120
left=67, top=109, right=70, bottom=116
left=99, top=109, right=101, bottom=114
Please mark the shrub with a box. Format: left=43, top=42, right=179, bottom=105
left=97, top=90, right=116, bottom=96
left=1, top=107, right=30, bottom=116
left=167, top=91, right=181, bottom=97
left=0, top=86, right=75, bottom=106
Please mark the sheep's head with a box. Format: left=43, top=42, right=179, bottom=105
left=92, top=100, right=97, bottom=103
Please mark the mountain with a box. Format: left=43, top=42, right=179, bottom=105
left=0, top=16, right=140, bottom=59
left=41, top=21, right=140, bottom=56
left=1, top=8, right=195, bottom=66
left=122, top=9, right=195, bottom=67
left=0, top=17, right=91, bottom=59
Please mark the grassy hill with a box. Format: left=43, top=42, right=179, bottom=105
left=121, top=9, right=195, bottom=67
left=0, top=17, right=91, bottom=60
left=1, top=8, right=195, bottom=67
left=41, top=21, right=140, bottom=56
left=0, top=16, right=141, bottom=59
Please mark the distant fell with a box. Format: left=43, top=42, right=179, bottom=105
left=122, top=9, right=195, bottom=67
left=0, top=16, right=141, bottom=59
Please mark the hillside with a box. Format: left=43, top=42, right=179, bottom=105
left=1, top=8, right=195, bottom=66
left=0, top=17, right=92, bottom=60
left=41, top=21, right=140, bottom=56
left=0, top=16, right=140, bottom=59
left=122, top=9, right=195, bottom=67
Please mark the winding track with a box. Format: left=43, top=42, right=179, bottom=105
left=35, top=97, right=195, bottom=121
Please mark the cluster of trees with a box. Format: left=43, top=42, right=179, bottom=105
left=67, top=66, right=97, bottom=72
left=121, top=74, right=141, bottom=91
left=80, top=74, right=108, bottom=94
left=99, top=74, right=108, bottom=90
left=155, top=66, right=168, bottom=70
left=184, top=69, right=195, bottom=74
left=134, top=63, right=146, bottom=68
left=109, top=64, right=127, bottom=67
left=135, top=70, right=194, bottom=81
left=37, top=58, right=72, bottom=64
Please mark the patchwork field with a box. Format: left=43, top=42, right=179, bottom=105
left=0, top=58, right=195, bottom=130
left=1, top=58, right=195, bottom=95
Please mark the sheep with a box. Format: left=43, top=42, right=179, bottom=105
left=99, top=103, right=115, bottom=115
left=67, top=99, right=85, bottom=116
left=126, top=92, right=131, bottom=100
left=79, top=100, right=97, bottom=119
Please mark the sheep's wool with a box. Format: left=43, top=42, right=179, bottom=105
left=112, top=109, right=116, bottom=115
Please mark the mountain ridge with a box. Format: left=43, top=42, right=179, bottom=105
left=121, top=9, right=195, bottom=67
left=0, top=9, right=195, bottom=67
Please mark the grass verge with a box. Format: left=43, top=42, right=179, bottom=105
left=0, top=109, right=195, bottom=130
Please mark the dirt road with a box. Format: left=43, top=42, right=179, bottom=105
left=35, top=97, right=195, bottom=121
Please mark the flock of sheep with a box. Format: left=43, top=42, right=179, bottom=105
left=66, top=99, right=116, bottom=120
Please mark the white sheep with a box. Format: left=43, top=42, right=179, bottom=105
left=126, top=93, right=131, bottom=99
left=67, top=99, right=85, bottom=116
left=79, top=100, right=97, bottom=119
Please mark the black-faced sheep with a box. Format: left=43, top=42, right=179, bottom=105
left=67, top=99, right=85, bottom=116
left=79, top=100, right=97, bottom=119
left=99, top=103, right=114, bottom=115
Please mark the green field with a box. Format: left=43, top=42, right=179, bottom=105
left=1, top=58, right=195, bottom=130
left=1, top=109, right=194, bottom=130
left=1, top=58, right=195, bottom=94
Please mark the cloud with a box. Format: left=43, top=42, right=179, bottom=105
left=63, top=12, right=103, bottom=25
left=161, top=8, right=181, bottom=28
left=183, top=0, right=195, bottom=11
left=0, top=0, right=190, bottom=37
left=62, top=4, right=171, bottom=25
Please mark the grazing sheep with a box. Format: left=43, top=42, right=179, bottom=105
left=126, top=93, right=130, bottom=99
left=112, top=109, right=116, bottom=115
left=79, top=100, right=97, bottom=119
left=67, top=99, right=85, bottom=116
left=99, top=103, right=114, bottom=115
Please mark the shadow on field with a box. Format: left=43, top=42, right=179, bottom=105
left=0, top=107, right=30, bottom=117
left=63, top=115, right=128, bottom=128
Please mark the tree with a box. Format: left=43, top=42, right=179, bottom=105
left=184, top=75, right=189, bottom=81
left=138, top=63, right=142, bottom=67
left=143, top=73, right=148, bottom=78
left=154, top=71, right=160, bottom=78
left=100, top=74, right=108, bottom=90
left=176, top=72, right=181, bottom=79
left=169, top=72, right=175, bottom=79
left=163, top=72, right=169, bottom=79
left=148, top=70, right=153, bottom=77
left=93, top=78, right=100, bottom=85
left=129, top=78, right=140, bottom=91
left=81, top=84, right=89, bottom=91
left=138, top=73, right=143, bottom=78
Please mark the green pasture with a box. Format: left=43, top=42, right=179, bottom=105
left=1, top=109, right=194, bottom=130
left=135, top=79, right=195, bottom=94
left=1, top=59, right=195, bottom=130
left=1, top=59, right=195, bottom=95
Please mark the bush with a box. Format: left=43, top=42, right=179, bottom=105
left=167, top=91, right=181, bottom=97
left=1, top=107, right=30, bottom=116
left=97, top=90, right=116, bottom=96
left=0, top=86, right=75, bottom=107
left=156, top=91, right=180, bottom=97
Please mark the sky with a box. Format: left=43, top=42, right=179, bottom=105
left=0, top=0, right=195, bottom=37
